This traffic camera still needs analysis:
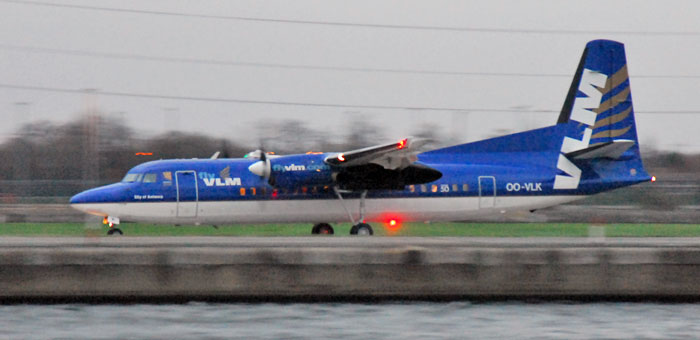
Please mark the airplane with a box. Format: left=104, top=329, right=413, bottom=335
left=70, top=39, right=653, bottom=236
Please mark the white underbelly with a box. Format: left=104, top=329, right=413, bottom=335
left=71, top=195, right=584, bottom=224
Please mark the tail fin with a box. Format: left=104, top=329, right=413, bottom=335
left=419, top=40, right=650, bottom=193
left=554, top=39, right=650, bottom=191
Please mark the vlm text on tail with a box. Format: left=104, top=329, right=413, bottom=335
left=420, top=39, right=651, bottom=198
left=554, top=39, right=650, bottom=193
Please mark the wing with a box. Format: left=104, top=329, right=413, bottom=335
left=325, top=138, right=441, bottom=190
left=325, top=138, right=428, bottom=170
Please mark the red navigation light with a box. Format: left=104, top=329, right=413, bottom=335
left=651, top=176, right=657, bottom=182
left=397, top=139, right=407, bottom=149
left=337, top=153, right=346, bottom=162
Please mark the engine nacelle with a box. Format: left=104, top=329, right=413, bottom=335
left=267, top=154, right=335, bottom=188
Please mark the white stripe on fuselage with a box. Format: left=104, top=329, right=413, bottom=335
left=71, top=195, right=585, bottom=225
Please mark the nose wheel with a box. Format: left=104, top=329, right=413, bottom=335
left=107, top=228, right=123, bottom=236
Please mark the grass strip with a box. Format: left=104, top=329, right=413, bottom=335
left=1, top=222, right=700, bottom=237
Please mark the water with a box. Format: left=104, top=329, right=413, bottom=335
left=1, top=303, right=699, bottom=339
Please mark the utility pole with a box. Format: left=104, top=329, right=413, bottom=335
left=82, top=89, right=100, bottom=186
left=12, top=102, right=32, bottom=197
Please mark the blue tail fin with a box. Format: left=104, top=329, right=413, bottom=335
left=420, top=40, right=650, bottom=194
left=554, top=39, right=650, bottom=191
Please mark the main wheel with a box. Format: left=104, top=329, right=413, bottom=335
left=311, top=223, right=334, bottom=235
left=107, top=228, right=123, bottom=236
left=350, top=223, right=373, bottom=236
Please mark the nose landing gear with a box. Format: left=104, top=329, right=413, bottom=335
left=106, top=228, right=123, bottom=236
left=103, top=216, right=123, bottom=236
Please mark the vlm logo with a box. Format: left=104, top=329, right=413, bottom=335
left=199, top=166, right=242, bottom=187
left=554, top=69, right=607, bottom=190
left=273, top=164, right=306, bottom=172
left=272, top=163, right=330, bottom=172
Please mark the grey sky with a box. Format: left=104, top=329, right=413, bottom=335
left=1, top=0, right=699, bottom=152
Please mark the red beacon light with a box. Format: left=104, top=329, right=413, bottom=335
left=382, top=214, right=403, bottom=234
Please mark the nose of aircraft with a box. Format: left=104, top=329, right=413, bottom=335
left=69, top=190, right=91, bottom=205
left=70, top=183, right=130, bottom=217
left=69, top=183, right=129, bottom=206
left=70, top=189, right=104, bottom=215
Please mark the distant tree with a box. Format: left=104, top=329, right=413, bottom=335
left=344, top=115, right=382, bottom=150
left=142, top=132, right=246, bottom=160
left=411, top=122, right=446, bottom=149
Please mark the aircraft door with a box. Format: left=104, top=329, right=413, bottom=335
left=176, top=171, right=198, bottom=217
left=478, top=176, right=496, bottom=208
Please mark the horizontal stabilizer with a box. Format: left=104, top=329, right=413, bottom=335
left=566, top=139, right=635, bottom=160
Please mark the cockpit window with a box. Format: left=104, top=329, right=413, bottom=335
left=122, top=173, right=143, bottom=183
left=143, top=173, right=157, bottom=183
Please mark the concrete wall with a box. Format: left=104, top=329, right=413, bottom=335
left=1, top=238, right=699, bottom=301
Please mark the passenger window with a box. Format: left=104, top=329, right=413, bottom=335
left=251, top=187, right=256, bottom=196
left=431, top=185, right=438, bottom=193
left=462, top=184, right=469, bottom=192
left=409, top=185, right=415, bottom=193
left=143, top=173, right=157, bottom=183
left=420, top=185, right=427, bottom=193
left=452, top=184, right=458, bottom=192
left=240, top=188, right=246, bottom=196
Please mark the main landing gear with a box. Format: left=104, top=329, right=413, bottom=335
left=311, top=223, right=334, bottom=235
left=349, top=223, right=373, bottom=236
left=309, top=188, right=374, bottom=236
left=310, top=222, right=373, bottom=235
